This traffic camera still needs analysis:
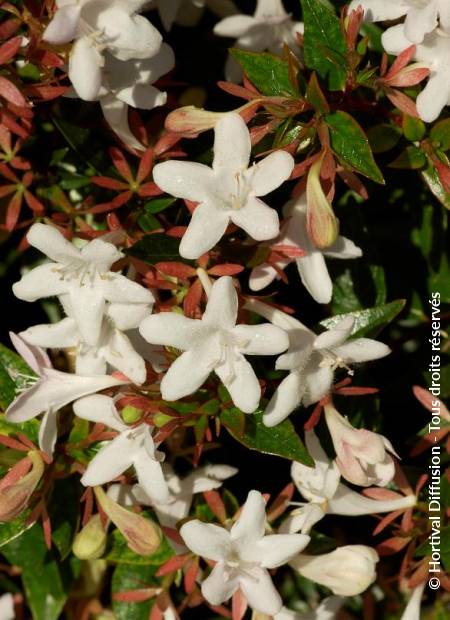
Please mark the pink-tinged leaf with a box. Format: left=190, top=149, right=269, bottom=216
left=372, top=509, right=403, bottom=536
left=267, top=482, right=295, bottom=521
left=386, top=89, right=418, bottom=118
left=208, top=264, right=244, bottom=276
left=136, top=148, right=154, bottom=183
left=385, top=65, right=430, bottom=88
left=184, top=279, right=203, bottom=318
left=24, top=190, right=44, bottom=214
left=0, top=77, right=27, bottom=107
left=413, top=385, right=450, bottom=420
left=377, top=536, right=411, bottom=556
left=0, top=184, right=15, bottom=198
left=26, top=85, right=69, bottom=101
left=363, top=487, right=403, bottom=501
left=139, top=181, right=162, bottom=197
left=203, top=490, right=227, bottom=524
left=113, top=588, right=158, bottom=603
left=271, top=244, right=306, bottom=258
left=0, top=161, right=19, bottom=182
left=91, top=176, right=128, bottom=190
left=217, top=81, right=259, bottom=101
left=386, top=45, right=416, bottom=78
left=434, top=159, right=450, bottom=192
left=0, top=18, right=21, bottom=39
left=109, top=147, right=133, bottom=183
left=408, top=561, right=428, bottom=588
left=6, top=191, right=22, bottom=231
left=0, top=36, right=22, bottom=64
left=156, top=554, right=190, bottom=577
left=184, top=558, right=199, bottom=594
left=156, top=262, right=197, bottom=279
left=337, top=169, right=369, bottom=199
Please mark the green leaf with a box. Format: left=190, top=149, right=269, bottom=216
left=430, top=118, right=450, bottom=151
left=230, top=49, right=298, bottom=97
left=48, top=478, right=82, bottom=560
left=367, top=123, right=402, bottom=154
left=106, top=528, right=174, bottom=566
left=125, top=233, right=191, bottom=265
left=220, top=408, right=313, bottom=466
left=112, top=563, right=158, bottom=620
left=2, top=523, right=76, bottom=620
left=143, top=197, right=176, bottom=214
left=389, top=146, right=426, bottom=170
left=0, top=511, right=33, bottom=548
left=402, top=115, right=426, bottom=142
left=301, top=0, right=347, bottom=90
left=320, top=300, right=406, bottom=338
left=421, top=157, right=450, bottom=210
left=325, top=111, right=384, bottom=183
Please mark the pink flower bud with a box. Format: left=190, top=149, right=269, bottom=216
left=306, top=156, right=339, bottom=249
left=0, top=451, right=44, bottom=522
left=165, top=102, right=259, bottom=136
left=94, top=487, right=161, bottom=556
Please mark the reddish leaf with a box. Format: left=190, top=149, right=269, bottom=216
left=156, top=553, right=190, bottom=577
left=386, top=45, right=416, bottom=78
left=136, top=147, right=154, bottom=183
left=386, top=89, right=418, bottom=118
left=0, top=76, right=27, bottom=107
left=156, top=261, right=196, bottom=279
left=5, top=191, right=22, bottom=231
left=0, top=36, right=22, bottom=64
left=91, top=176, right=128, bottom=190
left=109, top=147, right=133, bottom=182
left=208, top=263, right=244, bottom=276
left=184, top=558, right=199, bottom=594
left=377, top=536, right=411, bottom=556
left=203, top=490, right=227, bottom=523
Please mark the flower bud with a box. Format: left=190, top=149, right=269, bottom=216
left=165, top=106, right=226, bottom=135
left=72, top=514, right=107, bottom=560
left=324, top=404, right=397, bottom=487
left=0, top=451, right=44, bottom=522
left=94, top=487, right=161, bottom=556
left=306, top=156, right=339, bottom=249
left=291, top=545, right=379, bottom=596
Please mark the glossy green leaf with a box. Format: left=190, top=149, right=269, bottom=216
left=389, top=146, right=426, bottom=169
left=421, top=157, right=450, bottom=210
left=230, top=49, right=298, bottom=97
left=220, top=408, right=313, bottom=466
left=367, top=123, right=402, bottom=154
left=125, top=233, right=191, bottom=265
left=0, top=511, right=33, bottom=548
left=301, top=0, right=347, bottom=90
left=112, top=563, right=158, bottom=620
left=325, top=111, right=384, bottom=183
left=402, top=115, right=426, bottom=142
left=320, top=299, right=406, bottom=338
left=430, top=118, right=450, bottom=151
left=106, top=528, right=173, bottom=566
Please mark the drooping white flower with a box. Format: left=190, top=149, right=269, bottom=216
left=180, top=490, right=310, bottom=615
left=152, top=113, right=294, bottom=259
left=274, top=597, right=344, bottom=620
left=400, top=582, right=426, bottom=620
left=245, top=300, right=390, bottom=426
left=281, top=430, right=415, bottom=534
left=73, top=394, right=170, bottom=504
left=214, top=0, right=304, bottom=81
left=149, top=0, right=238, bottom=31
left=0, top=593, right=15, bottom=620
left=6, top=333, right=125, bottom=456
left=324, top=403, right=398, bottom=487
left=20, top=299, right=150, bottom=385
left=13, top=224, right=153, bottom=347
left=140, top=276, right=289, bottom=413
left=290, top=545, right=379, bottom=596
left=349, top=0, right=450, bottom=122
left=249, top=194, right=362, bottom=304
left=44, top=0, right=163, bottom=100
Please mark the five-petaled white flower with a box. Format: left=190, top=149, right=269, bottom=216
left=152, top=113, right=294, bottom=259
left=281, top=430, right=415, bottom=535
left=246, top=300, right=390, bottom=426
left=350, top=0, right=450, bottom=122
left=324, top=403, right=398, bottom=487
left=74, top=394, right=170, bottom=503
left=214, top=0, right=304, bottom=82
left=43, top=0, right=163, bottom=101
left=140, top=276, right=289, bottom=413
left=13, top=224, right=153, bottom=347
left=180, top=489, right=310, bottom=615
left=274, top=596, right=344, bottom=620
left=6, top=333, right=125, bottom=456
left=249, top=194, right=362, bottom=304
left=290, top=545, right=379, bottom=596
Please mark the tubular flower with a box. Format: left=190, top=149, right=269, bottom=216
left=0, top=451, right=45, bottom=522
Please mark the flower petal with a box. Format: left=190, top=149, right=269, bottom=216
left=161, top=347, right=215, bottom=401
left=213, top=15, right=257, bottom=38
left=139, top=312, right=212, bottom=350
left=232, top=324, right=289, bottom=356
left=153, top=161, right=213, bottom=202
left=215, top=354, right=261, bottom=413
left=296, top=250, right=333, bottom=305
left=303, top=364, right=334, bottom=406
left=416, top=69, right=450, bottom=124
left=69, top=37, right=103, bottom=101
left=43, top=4, right=80, bottom=44
left=249, top=263, right=280, bottom=291
left=116, top=83, right=167, bottom=110
left=230, top=490, right=266, bottom=545
left=404, top=4, right=438, bottom=44
left=263, top=370, right=305, bottom=427
left=179, top=203, right=229, bottom=259
left=249, top=151, right=294, bottom=196
left=201, top=563, right=239, bottom=605
left=348, top=0, right=407, bottom=22
left=134, top=453, right=170, bottom=504
left=251, top=534, right=310, bottom=568
left=38, top=410, right=58, bottom=457
left=202, top=276, right=238, bottom=331
left=81, top=432, right=134, bottom=487
left=314, top=316, right=355, bottom=350
left=27, top=223, right=79, bottom=263
left=102, top=273, right=153, bottom=304
left=13, top=263, right=70, bottom=302
left=100, top=96, right=144, bottom=151
left=328, top=483, right=416, bottom=516
left=73, top=394, right=126, bottom=431
left=212, top=113, right=251, bottom=174
left=323, top=235, right=363, bottom=259
left=333, top=338, right=391, bottom=363
left=68, top=286, right=105, bottom=347
left=107, top=303, right=151, bottom=331
left=183, top=464, right=238, bottom=495
left=20, top=318, right=79, bottom=349
left=239, top=567, right=282, bottom=616
left=180, top=520, right=230, bottom=561
left=231, top=196, right=279, bottom=241
left=104, top=329, right=146, bottom=384
left=76, top=351, right=108, bottom=376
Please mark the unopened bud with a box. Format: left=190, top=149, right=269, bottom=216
left=0, top=451, right=44, bottom=522
left=94, top=487, right=161, bottom=556
left=121, top=406, right=142, bottom=425
left=73, top=514, right=107, bottom=560
left=165, top=106, right=225, bottom=135
left=306, top=156, right=339, bottom=249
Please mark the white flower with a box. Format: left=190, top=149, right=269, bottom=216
left=274, top=597, right=344, bottom=620
left=0, top=593, right=14, bottom=620
left=140, top=276, right=289, bottom=413
left=245, top=301, right=390, bottom=426
left=350, top=0, right=450, bottom=122
left=290, top=545, right=379, bottom=596
left=20, top=299, right=150, bottom=385
left=13, top=224, right=153, bottom=347
left=73, top=394, right=170, bottom=503
left=214, top=0, right=304, bottom=82
left=324, top=404, right=397, bottom=487
left=96, top=44, right=175, bottom=150
left=152, top=113, right=294, bottom=259
left=400, top=582, right=426, bottom=620
left=180, top=490, right=310, bottom=615
left=249, top=194, right=362, bottom=304
left=281, top=430, right=415, bottom=534
left=43, top=0, right=163, bottom=100
left=6, top=333, right=125, bottom=456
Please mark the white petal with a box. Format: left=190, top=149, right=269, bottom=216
left=116, top=83, right=167, bottom=110
left=279, top=504, right=325, bottom=536
left=213, top=15, right=257, bottom=38
left=81, top=432, right=134, bottom=487
left=179, top=203, right=229, bottom=259
left=348, top=0, right=407, bottom=22
left=249, top=151, right=294, bottom=196
left=13, top=263, right=70, bottom=302
left=68, top=285, right=105, bottom=347
left=314, top=316, right=355, bottom=350
left=38, top=410, right=58, bottom=457
left=296, top=251, right=333, bottom=305
left=400, top=582, right=426, bottom=620
left=134, top=454, right=170, bottom=504
left=183, top=464, right=238, bottom=494
left=69, top=38, right=103, bottom=101
left=0, top=594, right=15, bottom=620
left=73, top=394, right=126, bottom=431
left=231, top=196, right=279, bottom=241
left=161, top=348, right=214, bottom=401
left=75, top=351, right=108, bottom=376
left=323, top=235, right=363, bottom=259
left=9, top=332, right=51, bottom=375
left=404, top=4, right=438, bottom=44
left=201, top=563, right=239, bottom=605
left=240, top=567, right=282, bottom=616
left=212, top=113, right=251, bottom=174
left=303, top=365, right=334, bottom=406
left=251, top=534, right=310, bottom=568
left=232, top=324, right=289, bottom=355
left=416, top=70, right=450, bottom=123
left=333, top=338, right=391, bottom=363
left=230, top=490, right=266, bottom=545
left=153, top=161, right=214, bottom=202
left=263, top=371, right=304, bottom=427
left=43, top=5, right=80, bottom=44
left=249, top=263, right=280, bottom=291
left=215, top=354, right=261, bottom=413
left=328, top=484, right=416, bottom=516
left=104, top=329, right=146, bottom=384
left=107, top=303, right=151, bottom=331
left=180, top=521, right=230, bottom=561
left=101, top=273, right=153, bottom=305
left=100, top=96, right=144, bottom=151
left=202, top=276, right=238, bottom=331
left=139, top=313, right=212, bottom=350
left=20, top=318, right=78, bottom=349
left=381, top=24, right=412, bottom=55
